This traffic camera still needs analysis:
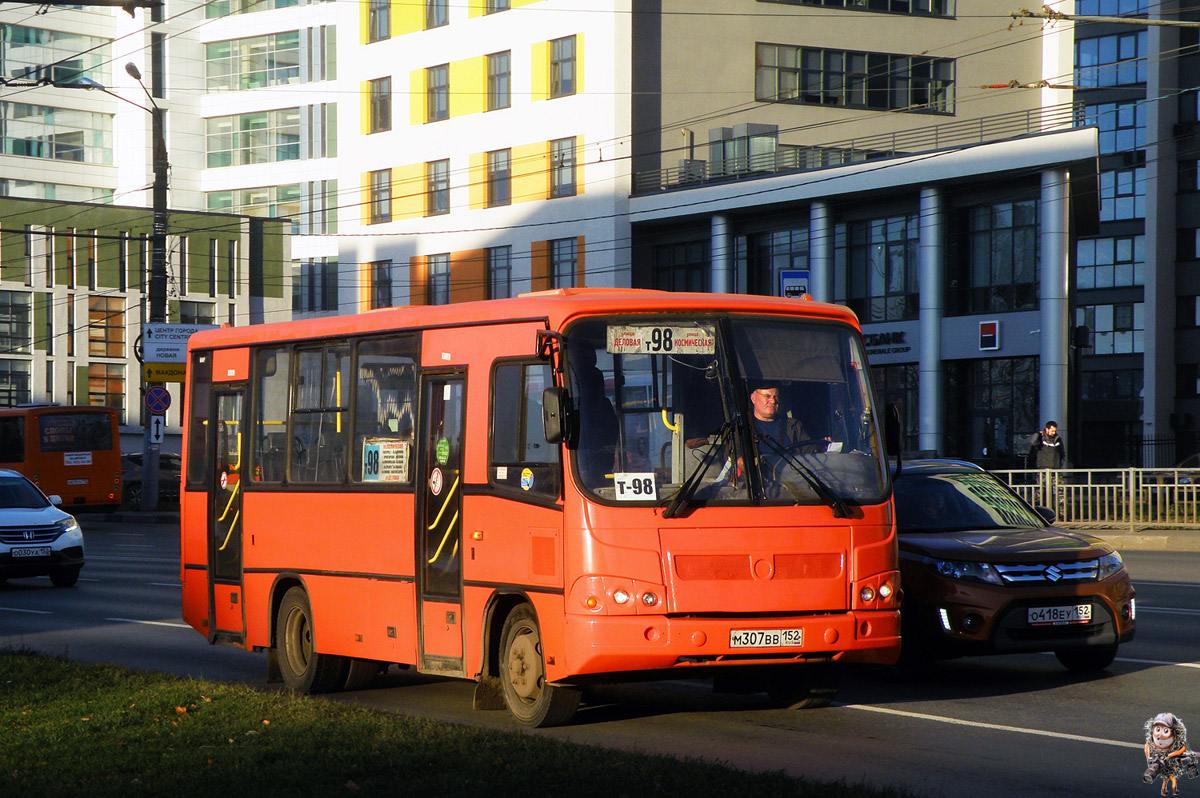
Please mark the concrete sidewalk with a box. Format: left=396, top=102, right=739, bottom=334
left=1081, top=526, right=1200, bottom=552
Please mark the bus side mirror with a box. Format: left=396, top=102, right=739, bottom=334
left=542, top=387, right=574, bottom=446
left=885, top=403, right=902, bottom=463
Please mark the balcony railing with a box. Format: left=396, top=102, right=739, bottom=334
left=633, top=102, right=1086, bottom=195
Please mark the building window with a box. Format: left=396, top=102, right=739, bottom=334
left=1084, top=369, right=1144, bottom=402
left=488, top=246, right=512, bottom=299
left=0, top=361, right=30, bottom=407
left=207, top=0, right=310, bottom=18
left=949, top=200, right=1038, bottom=315
left=88, top=297, right=124, bottom=357
left=368, top=0, right=390, bottom=42
left=368, top=77, right=391, bottom=133
left=207, top=184, right=303, bottom=233
left=550, top=238, right=577, bottom=288
left=1180, top=159, right=1200, bottom=192
left=294, top=257, right=338, bottom=313
left=206, top=108, right=301, bottom=167
left=1179, top=295, right=1200, bottom=328
left=758, top=0, right=954, bottom=14
left=369, top=168, right=391, bottom=224
left=870, top=363, right=919, bottom=453
left=651, top=241, right=708, bottom=293
left=1077, top=302, right=1145, bottom=355
left=179, top=301, right=216, bottom=325
left=1075, top=32, right=1147, bottom=87
left=550, top=35, right=576, bottom=98
left=486, top=0, right=510, bottom=12
left=1, top=102, right=113, bottom=164
left=428, top=253, right=450, bottom=305
left=838, top=215, right=918, bottom=323
left=370, top=260, right=392, bottom=309
left=0, top=291, right=32, bottom=353
left=756, top=44, right=954, bottom=113
left=0, top=25, right=111, bottom=85
left=741, top=228, right=808, bottom=297
left=1084, top=101, right=1145, bottom=155
left=427, top=64, right=449, bottom=122
left=426, top=159, right=449, bottom=216
left=205, top=32, right=301, bottom=92
left=88, top=363, right=124, bottom=416
left=1099, top=166, right=1145, bottom=221
left=486, top=148, right=511, bottom=207
left=426, top=0, right=448, bottom=29
left=1076, top=0, right=1148, bottom=13
left=550, top=137, right=576, bottom=198
left=1077, top=235, right=1144, bottom=289
left=487, top=51, right=510, bottom=111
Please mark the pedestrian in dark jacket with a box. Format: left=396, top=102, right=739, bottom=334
left=1029, top=420, right=1066, bottom=469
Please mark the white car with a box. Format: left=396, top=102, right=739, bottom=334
left=0, top=468, right=85, bottom=587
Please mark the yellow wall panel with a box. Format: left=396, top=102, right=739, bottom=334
left=511, top=142, right=548, bottom=203
left=360, top=173, right=371, bottom=226
left=395, top=0, right=423, bottom=36
left=359, top=262, right=371, bottom=313
left=359, top=0, right=369, bottom=44
left=573, top=137, right=585, bottom=196
left=530, top=40, right=549, bottom=102
left=467, top=0, right=484, bottom=17
left=360, top=81, right=370, bottom=134
left=450, top=57, right=487, bottom=118
left=576, top=33, right=584, bottom=95
left=393, top=164, right=426, bottom=219
left=468, top=152, right=487, bottom=210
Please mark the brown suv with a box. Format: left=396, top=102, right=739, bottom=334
left=894, top=459, right=1136, bottom=671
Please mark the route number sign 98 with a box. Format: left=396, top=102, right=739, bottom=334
left=607, top=325, right=716, bottom=355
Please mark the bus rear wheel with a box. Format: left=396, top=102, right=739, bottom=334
left=499, top=604, right=580, bottom=727
left=275, top=586, right=347, bottom=694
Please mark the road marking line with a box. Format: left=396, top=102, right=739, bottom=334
left=1135, top=582, right=1200, bottom=589
left=104, top=617, right=190, bottom=629
left=0, top=606, right=51, bottom=614
left=149, top=582, right=181, bottom=588
left=840, top=703, right=1142, bottom=749
left=1116, top=656, right=1200, bottom=669
left=1137, top=607, right=1200, bottom=616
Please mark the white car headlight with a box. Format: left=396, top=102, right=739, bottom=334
left=55, top=517, right=80, bottom=536
left=933, top=559, right=1003, bottom=585
left=1097, top=550, right=1125, bottom=580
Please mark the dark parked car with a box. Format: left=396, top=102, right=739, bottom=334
left=893, top=459, right=1136, bottom=671
left=0, top=467, right=84, bottom=587
left=121, top=452, right=182, bottom=507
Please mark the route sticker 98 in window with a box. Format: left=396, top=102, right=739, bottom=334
left=362, top=438, right=410, bottom=483
left=606, top=324, right=716, bottom=355
left=613, top=472, right=657, bottom=500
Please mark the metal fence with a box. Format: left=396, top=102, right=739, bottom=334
left=993, top=468, right=1200, bottom=530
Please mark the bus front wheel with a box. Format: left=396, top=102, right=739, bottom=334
left=275, top=586, right=348, bottom=694
left=499, top=604, right=580, bottom=727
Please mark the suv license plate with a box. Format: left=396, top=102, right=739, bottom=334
left=12, top=546, right=51, bottom=558
left=729, top=628, right=803, bottom=648
left=1028, top=604, right=1091, bottom=626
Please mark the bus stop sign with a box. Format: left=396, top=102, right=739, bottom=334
left=145, top=385, right=171, bottom=414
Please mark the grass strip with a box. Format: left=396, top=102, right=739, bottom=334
left=1, top=650, right=914, bottom=797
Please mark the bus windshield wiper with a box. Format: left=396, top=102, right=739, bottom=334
left=757, top=432, right=849, bottom=518
left=662, top=421, right=733, bottom=519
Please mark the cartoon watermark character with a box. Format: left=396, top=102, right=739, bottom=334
left=1144, top=713, right=1200, bottom=795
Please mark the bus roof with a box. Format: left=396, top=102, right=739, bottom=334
left=188, top=289, right=862, bottom=351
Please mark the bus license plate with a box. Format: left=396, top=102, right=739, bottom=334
left=12, top=547, right=51, bottom=558
left=729, top=628, right=803, bottom=648
left=67, top=479, right=88, bottom=486
left=1028, top=604, right=1091, bottom=626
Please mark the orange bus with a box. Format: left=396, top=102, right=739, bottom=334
left=180, top=289, right=900, bottom=726
left=0, top=405, right=122, bottom=510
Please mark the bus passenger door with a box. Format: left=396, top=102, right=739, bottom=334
left=208, top=389, right=246, bottom=645
left=417, top=373, right=466, bottom=676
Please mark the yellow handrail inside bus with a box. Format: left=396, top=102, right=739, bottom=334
left=426, top=510, right=460, bottom=564
left=426, top=475, right=460, bottom=529
left=661, top=408, right=678, bottom=432
left=217, top=510, right=240, bottom=551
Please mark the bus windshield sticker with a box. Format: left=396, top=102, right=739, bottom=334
left=362, top=438, right=410, bottom=483
left=606, top=325, right=716, bottom=355
left=520, top=467, right=534, bottom=491
left=613, top=472, right=657, bottom=501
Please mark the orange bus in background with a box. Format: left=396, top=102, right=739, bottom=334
left=180, top=289, right=900, bottom=726
left=0, top=405, right=122, bottom=510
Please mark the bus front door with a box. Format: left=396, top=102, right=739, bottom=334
left=417, top=373, right=466, bottom=676
left=208, top=390, right=246, bottom=645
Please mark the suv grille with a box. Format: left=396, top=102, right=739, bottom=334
left=994, top=560, right=1098, bottom=584
left=0, top=526, right=60, bottom=545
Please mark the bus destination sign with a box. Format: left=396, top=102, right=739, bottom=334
left=606, top=325, right=716, bottom=355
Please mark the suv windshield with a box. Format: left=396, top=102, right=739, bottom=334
left=894, top=471, right=1046, bottom=533
left=565, top=316, right=887, bottom=508
left=0, top=475, right=50, bottom=509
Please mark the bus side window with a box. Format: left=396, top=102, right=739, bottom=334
left=0, top=417, right=25, bottom=463
left=252, top=347, right=289, bottom=484
left=290, top=345, right=350, bottom=484
left=352, top=335, right=418, bottom=485
left=490, top=361, right=559, bottom=499
left=186, top=353, right=213, bottom=487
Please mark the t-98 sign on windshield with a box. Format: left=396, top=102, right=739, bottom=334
left=607, top=324, right=716, bottom=355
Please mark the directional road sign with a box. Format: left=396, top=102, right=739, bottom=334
left=142, top=323, right=216, bottom=364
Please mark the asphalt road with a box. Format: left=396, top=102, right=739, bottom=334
left=2, top=518, right=1197, bottom=798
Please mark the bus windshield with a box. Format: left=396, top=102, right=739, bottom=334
left=566, top=316, right=887, bottom=508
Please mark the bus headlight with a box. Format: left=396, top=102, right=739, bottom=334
left=641, top=592, right=659, bottom=607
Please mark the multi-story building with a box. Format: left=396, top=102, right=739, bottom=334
left=5, top=1, right=1194, bottom=468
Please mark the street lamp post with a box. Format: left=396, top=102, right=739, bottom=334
left=125, top=62, right=168, bottom=512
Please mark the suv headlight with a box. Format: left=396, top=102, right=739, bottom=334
left=933, top=558, right=1003, bottom=585
left=1097, top=550, right=1125, bottom=580
left=55, top=517, right=80, bottom=536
